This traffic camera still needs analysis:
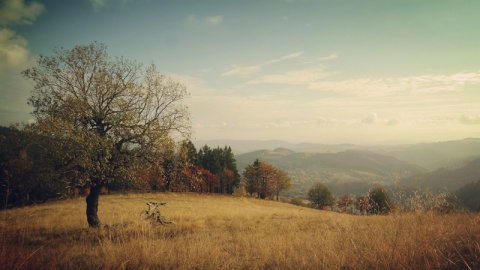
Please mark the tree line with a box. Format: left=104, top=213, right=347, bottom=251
left=145, top=141, right=241, bottom=195
left=304, top=183, right=393, bottom=214
left=1, top=123, right=294, bottom=206
left=0, top=126, right=241, bottom=201
left=296, top=182, right=465, bottom=215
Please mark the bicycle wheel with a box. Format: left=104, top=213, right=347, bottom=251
left=140, top=210, right=150, bottom=220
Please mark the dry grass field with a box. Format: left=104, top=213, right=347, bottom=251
left=1, top=193, right=479, bottom=270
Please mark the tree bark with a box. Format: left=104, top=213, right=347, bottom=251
left=86, top=185, right=102, bottom=228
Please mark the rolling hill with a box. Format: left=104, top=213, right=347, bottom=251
left=375, top=138, right=480, bottom=170
left=194, top=138, right=480, bottom=197
left=194, top=139, right=364, bottom=155
left=195, top=138, right=480, bottom=171
left=235, top=148, right=427, bottom=197
left=402, top=157, right=480, bottom=191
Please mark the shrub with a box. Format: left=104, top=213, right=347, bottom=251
left=289, top=197, right=307, bottom=207
left=308, top=183, right=335, bottom=209
left=367, top=187, right=392, bottom=214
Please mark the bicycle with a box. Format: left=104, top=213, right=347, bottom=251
left=140, top=201, right=172, bottom=224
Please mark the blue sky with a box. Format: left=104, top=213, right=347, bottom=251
left=1, top=0, right=480, bottom=144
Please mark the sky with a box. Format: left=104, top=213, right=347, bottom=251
left=1, top=0, right=480, bottom=144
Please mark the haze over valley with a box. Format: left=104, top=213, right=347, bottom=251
left=196, top=138, right=480, bottom=201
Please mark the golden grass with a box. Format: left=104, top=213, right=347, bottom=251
left=1, top=193, right=479, bottom=270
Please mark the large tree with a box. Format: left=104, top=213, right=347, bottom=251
left=22, top=43, right=191, bottom=227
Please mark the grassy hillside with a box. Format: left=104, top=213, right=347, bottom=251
left=1, top=193, right=479, bottom=269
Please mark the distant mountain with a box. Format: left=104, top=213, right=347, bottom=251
left=236, top=148, right=425, bottom=176
left=195, top=138, right=480, bottom=171
left=235, top=148, right=427, bottom=198
left=195, top=138, right=480, bottom=197
left=456, top=180, right=480, bottom=212
left=402, top=157, right=480, bottom=191
left=193, top=139, right=365, bottom=155
left=193, top=140, right=293, bottom=155
left=373, top=138, right=480, bottom=170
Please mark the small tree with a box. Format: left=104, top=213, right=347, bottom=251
left=367, top=187, right=392, bottom=214
left=243, top=159, right=261, bottom=197
left=242, top=159, right=291, bottom=199
left=355, top=196, right=369, bottom=215
left=290, top=197, right=307, bottom=207
left=22, top=43, right=191, bottom=227
left=308, top=183, right=334, bottom=209
left=271, top=168, right=291, bottom=201
left=338, top=194, right=355, bottom=214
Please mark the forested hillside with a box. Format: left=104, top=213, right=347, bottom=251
left=456, top=180, right=480, bottom=212
left=199, top=138, right=480, bottom=171
left=370, top=138, right=480, bottom=170
left=235, top=148, right=426, bottom=197
left=401, top=157, right=480, bottom=192
left=234, top=140, right=480, bottom=199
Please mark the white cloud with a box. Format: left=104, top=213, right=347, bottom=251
left=264, top=51, right=303, bottom=65
left=90, top=0, right=109, bottom=12
left=318, top=53, right=338, bottom=61
left=173, top=64, right=480, bottom=143
left=308, top=72, right=480, bottom=97
left=89, top=0, right=136, bottom=12
left=0, top=29, right=35, bottom=125
left=186, top=15, right=224, bottom=25
left=0, top=0, right=45, bottom=25
left=222, top=51, right=304, bottom=77
left=360, top=113, right=399, bottom=126
left=0, top=28, right=30, bottom=72
left=361, top=113, right=379, bottom=124
left=459, top=115, right=480, bottom=125
left=0, top=0, right=44, bottom=125
left=205, top=15, right=223, bottom=25
left=221, top=65, right=262, bottom=77
left=247, top=67, right=334, bottom=85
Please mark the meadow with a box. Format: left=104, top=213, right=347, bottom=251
left=1, top=193, right=479, bottom=270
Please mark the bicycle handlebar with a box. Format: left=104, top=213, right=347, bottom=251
left=147, top=202, right=166, bottom=206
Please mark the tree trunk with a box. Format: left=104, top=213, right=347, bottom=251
left=86, top=185, right=102, bottom=228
